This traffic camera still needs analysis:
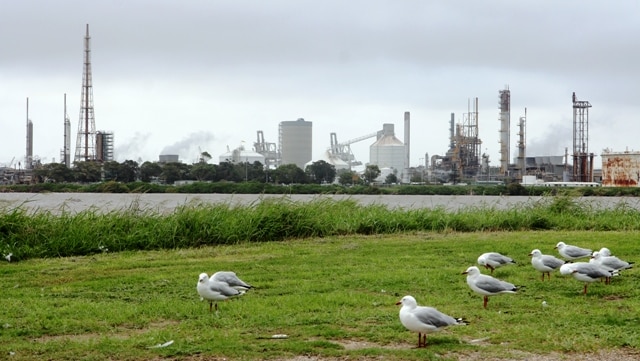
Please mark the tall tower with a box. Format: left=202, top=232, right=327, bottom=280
left=26, top=97, right=33, bottom=169
left=498, top=87, right=510, bottom=176
left=571, top=92, right=593, bottom=182
left=74, top=24, right=97, bottom=163
left=61, top=94, right=71, bottom=168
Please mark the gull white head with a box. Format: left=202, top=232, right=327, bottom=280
left=462, top=266, right=481, bottom=276
left=395, top=295, right=417, bottom=308
left=529, top=249, right=542, bottom=257
left=554, top=242, right=566, bottom=249
left=599, top=247, right=612, bottom=257
left=198, top=273, right=209, bottom=283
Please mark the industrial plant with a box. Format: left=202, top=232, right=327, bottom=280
left=2, top=25, right=639, bottom=187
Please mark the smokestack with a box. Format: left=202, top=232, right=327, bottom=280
left=403, top=111, right=410, bottom=183
left=64, top=94, right=71, bottom=168
left=26, top=97, right=33, bottom=170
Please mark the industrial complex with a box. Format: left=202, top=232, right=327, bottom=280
left=2, top=25, right=639, bottom=187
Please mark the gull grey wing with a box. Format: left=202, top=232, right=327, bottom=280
left=565, top=246, right=591, bottom=258
left=212, top=271, right=252, bottom=289
left=542, top=255, right=565, bottom=269
left=209, top=281, right=243, bottom=297
left=476, top=277, right=517, bottom=293
left=414, top=307, right=457, bottom=328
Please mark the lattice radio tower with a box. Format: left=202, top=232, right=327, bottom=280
left=571, top=92, right=593, bottom=182
left=74, top=24, right=97, bottom=163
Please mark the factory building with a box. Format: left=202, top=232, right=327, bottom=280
left=369, top=123, right=405, bottom=178
left=279, top=118, right=312, bottom=169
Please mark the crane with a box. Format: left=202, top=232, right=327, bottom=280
left=329, top=132, right=377, bottom=168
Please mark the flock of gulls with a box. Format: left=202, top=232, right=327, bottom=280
left=196, top=241, right=634, bottom=349
left=397, top=242, right=634, bottom=347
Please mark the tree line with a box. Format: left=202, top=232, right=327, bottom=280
left=33, top=159, right=392, bottom=185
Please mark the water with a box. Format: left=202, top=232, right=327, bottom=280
left=1, top=193, right=639, bottom=214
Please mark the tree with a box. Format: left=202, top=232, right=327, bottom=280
left=119, top=160, right=139, bottom=183
left=191, top=163, right=216, bottom=181
left=337, top=170, right=359, bottom=186
left=102, top=161, right=120, bottom=181
left=160, top=162, right=190, bottom=184
left=385, top=173, right=398, bottom=185
left=305, top=160, right=336, bottom=184
left=32, top=162, right=74, bottom=183
left=362, top=164, right=381, bottom=184
left=73, top=161, right=102, bottom=183
left=215, top=161, right=243, bottom=182
left=139, top=161, right=162, bottom=182
left=273, top=164, right=307, bottom=184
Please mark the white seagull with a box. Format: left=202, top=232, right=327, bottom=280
left=529, top=249, right=565, bottom=281
left=598, top=247, right=613, bottom=257
left=462, top=266, right=519, bottom=309
left=396, top=295, right=468, bottom=348
left=590, top=251, right=633, bottom=284
left=477, top=252, right=516, bottom=274
left=211, top=271, right=253, bottom=291
left=559, top=262, right=615, bottom=294
left=554, top=241, right=592, bottom=260
left=196, top=272, right=249, bottom=312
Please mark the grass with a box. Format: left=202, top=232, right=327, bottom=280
left=3, top=196, right=640, bottom=261
left=1, top=231, right=639, bottom=360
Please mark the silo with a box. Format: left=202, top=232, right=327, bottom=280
left=279, top=118, right=312, bottom=169
left=369, top=123, right=405, bottom=177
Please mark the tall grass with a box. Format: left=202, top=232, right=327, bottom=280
left=2, top=196, right=640, bottom=261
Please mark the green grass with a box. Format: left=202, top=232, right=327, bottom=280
left=1, top=231, right=639, bottom=360
left=3, top=196, right=640, bottom=261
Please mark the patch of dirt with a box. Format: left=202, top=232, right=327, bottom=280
left=33, top=320, right=180, bottom=343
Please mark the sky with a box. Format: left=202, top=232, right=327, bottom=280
left=1, top=0, right=639, bottom=169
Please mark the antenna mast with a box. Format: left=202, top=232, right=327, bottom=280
left=74, top=24, right=97, bottom=163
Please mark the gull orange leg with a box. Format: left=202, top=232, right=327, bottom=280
left=483, top=296, right=488, bottom=309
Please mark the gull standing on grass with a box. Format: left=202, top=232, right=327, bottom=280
left=529, top=249, right=565, bottom=281
left=477, top=252, right=516, bottom=274
left=559, top=262, right=615, bottom=294
left=554, top=241, right=592, bottom=261
left=196, top=272, right=250, bottom=313
left=462, top=266, right=519, bottom=309
left=396, top=295, right=468, bottom=348
left=590, top=251, right=633, bottom=284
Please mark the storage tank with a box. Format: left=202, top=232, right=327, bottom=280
left=279, top=118, right=312, bottom=169
left=369, top=123, right=405, bottom=177
left=219, top=145, right=266, bottom=164
left=306, top=150, right=350, bottom=171
left=159, top=154, right=180, bottom=163
left=601, top=150, right=640, bottom=187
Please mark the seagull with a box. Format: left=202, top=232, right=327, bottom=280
left=462, top=266, right=519, bottom=309
left=211, top=271, right=253, bottom=291
left=559, top=262, right=615, bottom=294
left=554, top=241, right=592, bottom=260
left=196, top=272, right=248, bottom=312
left=529, top=249, right=565, bottom=281
left=477, top=252, right=516, bottom=274
left=598, top=247, right=612, bottom=257
left=396, top=295, right=468, bottom=348
left=590, top=251, right=633, bottom=284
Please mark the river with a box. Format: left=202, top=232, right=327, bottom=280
left=2, top=193, right=640, bottom=214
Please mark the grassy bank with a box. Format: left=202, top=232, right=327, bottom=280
left=2, top=196, right=640, bottom=262
left=1, top=232, right=639, bottom=360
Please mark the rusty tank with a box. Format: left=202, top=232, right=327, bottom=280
left=601, top=150, right=640, bottom=187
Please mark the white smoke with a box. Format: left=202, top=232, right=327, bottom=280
left=161, top=131, right=216, bottom=163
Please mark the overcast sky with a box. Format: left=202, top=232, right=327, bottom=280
left=1, top=0, right=639, bottom=169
